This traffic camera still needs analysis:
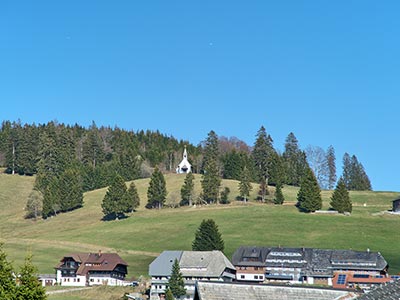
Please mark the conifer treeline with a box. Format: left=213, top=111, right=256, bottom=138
left=0, top=120, right=200, bottom=218
left=0, top=120, right=372, bottom=217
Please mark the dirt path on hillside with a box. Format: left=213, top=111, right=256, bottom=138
left=6, top=238, right=160, bottom=257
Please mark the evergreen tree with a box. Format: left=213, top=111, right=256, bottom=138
left=350, top=155, right=372, bottom=191
left=238, top=166, right=252, bottom=203
left=82, top=121, right=105, bottom=169
left=168, top=259, right=186, bottom=298
left=283, top=133, right=309, bottom=186
left=25, top=190, right=43, bottom=220
left=17, top=124, right=39, bottom=175
left=16, top=254, right=47, bottom=300
left=221, top=150, right=244, bottom=180
left=269, top=151, right=285, bottom=186
left=296, top=168, right=322, bottom=212
left=165, top=289, right=174, bottom=300
left=180, top=172, right=195, bottom=206
left=192, top=219, right=224, bottom=252
left=201, top=131, right=221, bottom=204
left=330, top=178, right=352, bottom=213
left=326, top=145, right=336, bottom=190
left=219, top=187, right=230, bottom=204
left=58, top=168, right=83, bottom=212
left=342, top=153, right=372, bottom=191
left=252, top=126, right=275, bottom=183
left=146, top=166, right=167, bottom=209
left=0, top=243, right=17, bottom=300
left=35, top=130, right=59, bottom=192
left=101, top=174, right=129, bottom=219
left=126, top=181, right=140, bottom=212
left=274, top=184, right=285, bottom=205
left=42, top=177, right=60, bottom=219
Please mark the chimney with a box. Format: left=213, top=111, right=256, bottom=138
left=98, top=250, right=102, bottom=257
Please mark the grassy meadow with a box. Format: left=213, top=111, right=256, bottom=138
left=0, top=172, right=399, bottom=291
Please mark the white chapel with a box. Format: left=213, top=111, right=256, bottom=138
left=176, top=146, right=192, bottom=174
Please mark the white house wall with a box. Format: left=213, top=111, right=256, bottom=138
left=236, top=273, right=264, bottom=281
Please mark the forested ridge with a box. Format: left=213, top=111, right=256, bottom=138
left=0, top=120, right=372, bottom=218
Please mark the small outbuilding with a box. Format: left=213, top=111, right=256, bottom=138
left=392, top=198, right=400, bottom=213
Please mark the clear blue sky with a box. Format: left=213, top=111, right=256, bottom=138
left=1, top=1, right=399, bottom=191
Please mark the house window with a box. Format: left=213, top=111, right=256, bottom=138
left=241, top=275, right=245, bottom=279
left=254, top=267, right=259, bottom=270
left=77, top=278, right=80, bottom=282
left=259, top=276, right=264, bottom=280
left=254, top=275, right=258, bottom=279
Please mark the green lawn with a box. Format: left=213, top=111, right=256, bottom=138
left=0, top=173, right=399, bottom=282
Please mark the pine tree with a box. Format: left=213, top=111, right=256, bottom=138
left=326, top=145, right=336, bottom=190
left=297, top=168, right=322, bottom=212
left=180, top=172, right=195, bottom=206
left=269, top=151, right=285, bottom=186
left=0, top=243, right=17, bottom=300
left=201, top=131, right=221, bottom=204
left=168, top=259, right=186, bottom=298
left=25, top=190, right=43, bottom=220
left=330, top=177, right=352, bottom=213
left=146, top=166, right=167, bottom=209
left=58, top=168, right=83, bottom=212
left=283, top=133, right=309, bottom=186
left=82, top=122, right=105, bottom=169
left=252, top=126, right=275, bottom=183
left=126, top=181, right=140, bottom=212
left=42, top=178, right=61, bottom=219
left=165, top=289, right=174, bottom=300
left=342, top=153, right=352, bottom=190
left=274, top=184, right=285, bottom=205
left=101, top=174, right=129, bottom=219
left=219, top=187, right=230, bottom=204
left=239, top=166, right=252, bottom=203
left=342, top=153, right=372, bottom=191
left=192, top=219, right=224, bottom=252
left=16, top=254, right=47, bottom=300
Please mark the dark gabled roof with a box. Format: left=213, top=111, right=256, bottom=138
left=358, top=280, right=400, bottom=300
left=55, top=252, right=128, bottom=276
left=231, top=246, right=269, bottom=266
left=232, top=246, right=388, bottom=274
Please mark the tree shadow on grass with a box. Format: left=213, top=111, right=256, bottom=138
left=101, top=213, right=129, bottom=222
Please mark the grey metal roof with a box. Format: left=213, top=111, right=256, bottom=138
left=193, top=281, right=357, bottom=300
left=149, top=251, right=182, bottom=277
left=149, top=250, right=234, bottom=278
left=179, top=251, right=235, bottom=278
left=358, top=280, right=400, bottom=300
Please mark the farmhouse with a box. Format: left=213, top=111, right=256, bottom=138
left=149, top=250, right=235, bottom=300
left=232, top=246, right=390, bottom=289
left=55, top=251, right=128, bottom=286
left=176, top=146, right=192, bottom=174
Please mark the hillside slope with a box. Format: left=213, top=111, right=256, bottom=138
left=0, top=173, right=399, bottom=277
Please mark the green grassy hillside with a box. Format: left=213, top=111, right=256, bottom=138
left=0, top=172, right=399, bottom=281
